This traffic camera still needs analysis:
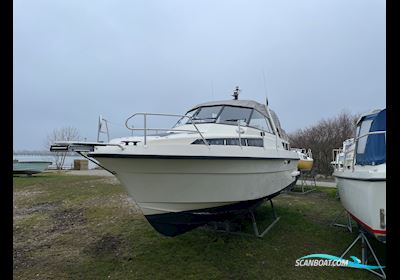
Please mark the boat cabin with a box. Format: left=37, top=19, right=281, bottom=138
left=174, top=99, right=291, bottom=150
left=354, top=109, right=386, bottom=166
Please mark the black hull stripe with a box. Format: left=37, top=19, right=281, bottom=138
left=89, top=153, right=299, bottom=160
left=335, top=175, right=386, bottom=182
left=143, top=180, right=298, bottom=237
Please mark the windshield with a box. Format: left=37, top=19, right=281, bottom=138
left=193, top=106, right=223, bottom=123
left=176, top=105, right=255, bottom=126
left=217, top=106, right=252, bottom=124
left=174, top=109, right=198, bottom=127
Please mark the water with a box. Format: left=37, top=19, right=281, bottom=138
left=13, top=154, right=98, bottom=170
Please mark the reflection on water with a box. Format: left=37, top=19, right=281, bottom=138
left=13, top=154, right=97, bottom=169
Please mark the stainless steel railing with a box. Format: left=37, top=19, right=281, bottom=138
left=125, top=113, right=209, bottom=146
left=238, top=121, right=242, bottom=147
left=356, top=130, right=386, bottom=141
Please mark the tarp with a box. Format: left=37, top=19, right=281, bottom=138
left=355, top=109, right=386, bottom=165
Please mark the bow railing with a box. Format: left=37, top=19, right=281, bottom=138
left=125, top=113, right=209, bottom=146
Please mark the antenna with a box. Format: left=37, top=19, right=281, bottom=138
left=262, top=69, right=268, bottom=106
left=261, top=71, right=278, bottom=136
left=232, top=86, right=240, bottom=100
left=211, top=80, right=214, bottom=99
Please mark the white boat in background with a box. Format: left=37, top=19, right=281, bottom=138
left=333, top=109, right=386, bottom=242
left=51, top=87, right=300, bottom=236
left=13, top=160, right=52, bottom=175
left=331, top=138, right=355, bottom=171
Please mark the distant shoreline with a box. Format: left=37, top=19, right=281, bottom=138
left=14, top=150, right=65, bottom=156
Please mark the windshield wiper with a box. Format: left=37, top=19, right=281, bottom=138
left=224, top=119, right=246, bottom=122
left=192, top=117, right=216, bottom=122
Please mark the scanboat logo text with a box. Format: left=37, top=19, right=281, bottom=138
left=295, top=254, right=385, bottom=270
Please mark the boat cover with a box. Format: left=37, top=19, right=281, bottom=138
left=190, top=100, right=270, bottom=117
left=356, top=109, right=386, bottom=165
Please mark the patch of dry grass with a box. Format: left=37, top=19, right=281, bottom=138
left=13, top=174, right=385, bottom=279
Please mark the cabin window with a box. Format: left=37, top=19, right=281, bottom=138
left=356, top=120, right=373, bottom=154
left=192, top=139, right=206, bottom=144
left=217, top=106, right=252, bottom=125
left=249, top=110, right=272, bottom=133
left=247, top=138, right=263, bottom=147
left=281, top=142, right=290, bottom=150
left=207, top=139, right=225, bottom=145
left=192, top=138, right=263, bottom=147
left=225, top=138, right=247, bottom=146
left=188, top=106, right=223, bottom=124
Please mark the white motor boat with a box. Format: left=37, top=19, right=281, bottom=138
left=51, top=89, right=300, bottom=236
left=333, top=109, right=386, bottom=242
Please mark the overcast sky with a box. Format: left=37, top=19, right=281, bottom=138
left=13, top=0, right=385, bottom=150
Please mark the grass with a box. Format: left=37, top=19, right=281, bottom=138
left=13, top=173, right=386, bottom=279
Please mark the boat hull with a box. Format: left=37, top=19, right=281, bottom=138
left=13, top=161, right=52, bottom=175
left=334, top=172, right=386, bottom=242
left=145, top=191, right=285, bottom=236
left=91, top=155, right=299, bottom=236
left=297, top=159, right=313, bottom=171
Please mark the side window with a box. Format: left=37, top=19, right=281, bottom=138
left=356, top=120, right=373, bottom=154
left=266, top=117, right=274, bottom=134
left=249, top=110, right=272, bottom=133
left=226, top=138, right=246, bottom=146
left=247, top=138, right=264, bottom=147
left=207, top=139, right=225, bottom=145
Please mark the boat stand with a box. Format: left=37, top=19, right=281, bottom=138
left=335, top=189, right=340, bottom=199
left=203, top=199, right=280, bottom=238
left=330, top=209, right=354, bottom=232
left=250, top=200, right=281, bottom=237
left=289, top=170, right=316, bottom=194
left=340, top=229, right=386, bottom=279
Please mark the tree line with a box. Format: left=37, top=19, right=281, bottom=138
left=288, top=111, right=359, bottom=176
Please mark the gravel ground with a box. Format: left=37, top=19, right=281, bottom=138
left=65, top=169, right=115, bottom=177
left=44, top=169, right=115, bottom=177
left=298, top=180, right=336, bottom=188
